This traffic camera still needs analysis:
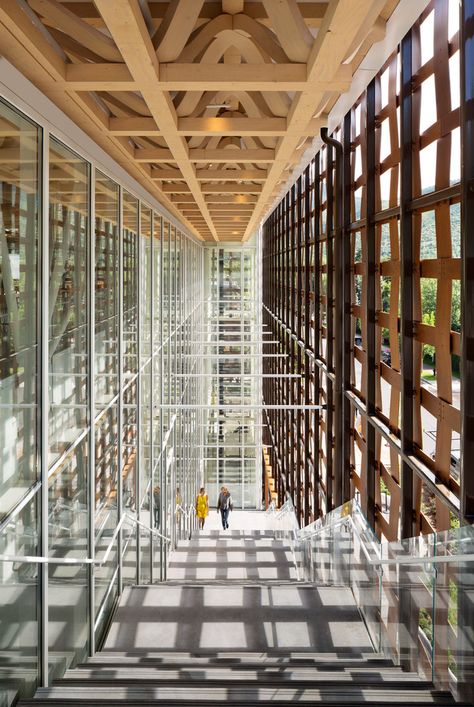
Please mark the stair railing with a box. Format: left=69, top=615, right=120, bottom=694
left=292, top=498, right=474, bottom=703
left=0, top=513, right=171, bottom=568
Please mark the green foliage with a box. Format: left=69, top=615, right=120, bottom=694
left=419, top=607, right=433, bottom=643
left=422, top=310, right=436, bottom=362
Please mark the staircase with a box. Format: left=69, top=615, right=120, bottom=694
left=19, top=528, right=465, bottom=705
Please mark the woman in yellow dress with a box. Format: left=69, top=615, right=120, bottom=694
left=195, top=487, right=209, bottom=530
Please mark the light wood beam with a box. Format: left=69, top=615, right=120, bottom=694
left=196, top=169, right=268, bottom=181
left=162, top=183, right=261, bottom=194
left=134, top=147, right=175, bottom=162
left=158, top=63, right=352, bottom=92
left=261, top=0, right=314, bottom=62
left=243, top=0, right=385, bottom=240
left=94, top=0, right=218, bottom=240
left=178, top=117, right=287, bottom=136
left=152, top=168, right=268, bottom=181
left=65, top=63, right=136, bottom=90
left=189, top=148, right=275, bottom=163
left=28, top=0, right=123, bottom=61
left=62, top=62, right=353, bottom=93
left=0, top=2, right=201, bottom=237
left=65, top=2, right=329, bottom=27
left=152, top=0, right=204, bottom=61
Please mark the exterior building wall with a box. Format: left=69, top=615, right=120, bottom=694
left=0, top=90, right=204, bottom=699
left=263, top=0, right=468, bottom=538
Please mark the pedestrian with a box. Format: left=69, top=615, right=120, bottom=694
left=195, top=487, right=209, bottom=530
left=217, top=486, right=233, bottom=530
left=153, top=485, right=161, bottom=529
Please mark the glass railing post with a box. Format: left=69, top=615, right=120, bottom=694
left=431, top=563, right=438, bottom=686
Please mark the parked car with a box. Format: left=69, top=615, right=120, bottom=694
left=381, top=348, right=391, bottom=366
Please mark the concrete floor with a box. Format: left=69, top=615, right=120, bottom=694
left=104, top=515, right=374, bottom=655
left=167, top=532, right=298, bottom=582
left=196, top=509, right=275, bottom=532
left=104, top=584, right=373, bottom=653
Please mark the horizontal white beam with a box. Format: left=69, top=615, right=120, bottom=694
left=161, top=405, right=325, bottom=410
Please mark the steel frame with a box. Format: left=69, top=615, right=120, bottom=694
left=263, top=0, right=467, bottom=535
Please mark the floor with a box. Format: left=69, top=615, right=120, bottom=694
left=196, top=509, right=276, bottom=532
left=104, top=512, right=374, bottom=655
left=104, top=584, right=373, bottom=653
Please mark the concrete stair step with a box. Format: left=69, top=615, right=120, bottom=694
left=95, top=650, right=390, bottom=662
left=24, top=684, right=458, bottom=704
left=58, top=667, right=427, bottom=686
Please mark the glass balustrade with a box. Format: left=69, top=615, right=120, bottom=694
left=269, top=497, right=474, bottom=701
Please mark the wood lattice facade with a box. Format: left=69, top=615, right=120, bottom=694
left=262, top=0, right=474, bottom=539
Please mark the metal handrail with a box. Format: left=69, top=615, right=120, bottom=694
left=297, top=511, right=474, bottom=568
left=0, top=513, right=171, bottom=567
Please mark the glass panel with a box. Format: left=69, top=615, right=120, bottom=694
left=49, top=138, right=89, bottom=463
left=0, top=493, right=39, bottom=698
left=94, top=406, right=118, bottom=626
left=48, top=438, right=89, bottom=670
left=95, top=170, right=119, bottom=410
left=122, top=380, right=137, bottom=514
left=123, top=191, right=138, bottom=380
left=0, top=99, right=40, bottom=518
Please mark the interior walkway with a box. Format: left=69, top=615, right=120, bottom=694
left=103, top=517, right=372, bottom=653
left=20, top=514, right=463, bottom=705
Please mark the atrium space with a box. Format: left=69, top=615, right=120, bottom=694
left=0, top=1, right=474, bottom=705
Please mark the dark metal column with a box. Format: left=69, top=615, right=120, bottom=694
left=321, top=128, right=343, bottom=508
left=304, top=165, right=312, bottom=524
left=460, top=0, right=474, bottom=524
left=342, top=113, right=352, bottom=503
left=313, top=158, right=322, bottom=519
left=325, top=143, right=334, bottom=510
left=365, top=80, right=377, bottom=531
left=400, top=30, right=416, bottom=539
left=458, top=2, right=474, bottom=700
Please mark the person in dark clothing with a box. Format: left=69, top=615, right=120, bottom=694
left=217, top=486, right=233, bottom=530
left=153, top=485, right=161, bottom=529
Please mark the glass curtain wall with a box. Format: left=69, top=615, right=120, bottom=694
left=203, top=245, right=261, bottom=509
left=0, top=95, right=204, bottom=702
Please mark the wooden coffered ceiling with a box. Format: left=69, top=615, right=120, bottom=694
left=0, top=0, right=397, bottom=241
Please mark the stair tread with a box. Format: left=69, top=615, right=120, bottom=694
left=60, top=668, right=424, bottom=682
left=97, top=651, right=387, bottom=660
left=29, top=685, right=457, bottom=703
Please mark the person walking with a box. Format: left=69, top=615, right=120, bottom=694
left=195, top=487, right=209, bottom=530
left=217, top=486, right=233, bottom=530
left=153, top=485, right=161, bottom=529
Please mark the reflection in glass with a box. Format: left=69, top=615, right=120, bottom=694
left=0, top=493, right=39, bottom=696
left=123, top=191, right=138, bottom=378
left=203, top=248, right=258, bottom=507
left=48, top=438, right=89, bottom=669
left=95, top=171, right=119, bottom=409
left=0, top=99, right=40, bottom=518
left=122, top=381, right=137, bottom=514
left=49, top=138, right=89, bottom=462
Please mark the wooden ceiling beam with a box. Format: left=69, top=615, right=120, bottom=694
left=202, top=184, right=262, bottom=194
left=110, top=116, right=325, bottom=137
left=178, top=117, right=286, bottom=136
left=65, top=2, right=329, bottom=27
left=203, top=195, right=258, bottom=204
left=189, top=149, right=275, bottom=163
left=0, top=3, right=201, bottom=238
left=152, top=168, right=268, bottom=181
left=160, top=62, right=351, bottom=92
left=197, top=169, right=268, bottom=181
left=134, top=148, right=175, bottom=163
left=243, top=0, right=385, bottom=239
left=63, top=62, right=352, bottom=93
left=94, top=0, right=218, bottom=241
